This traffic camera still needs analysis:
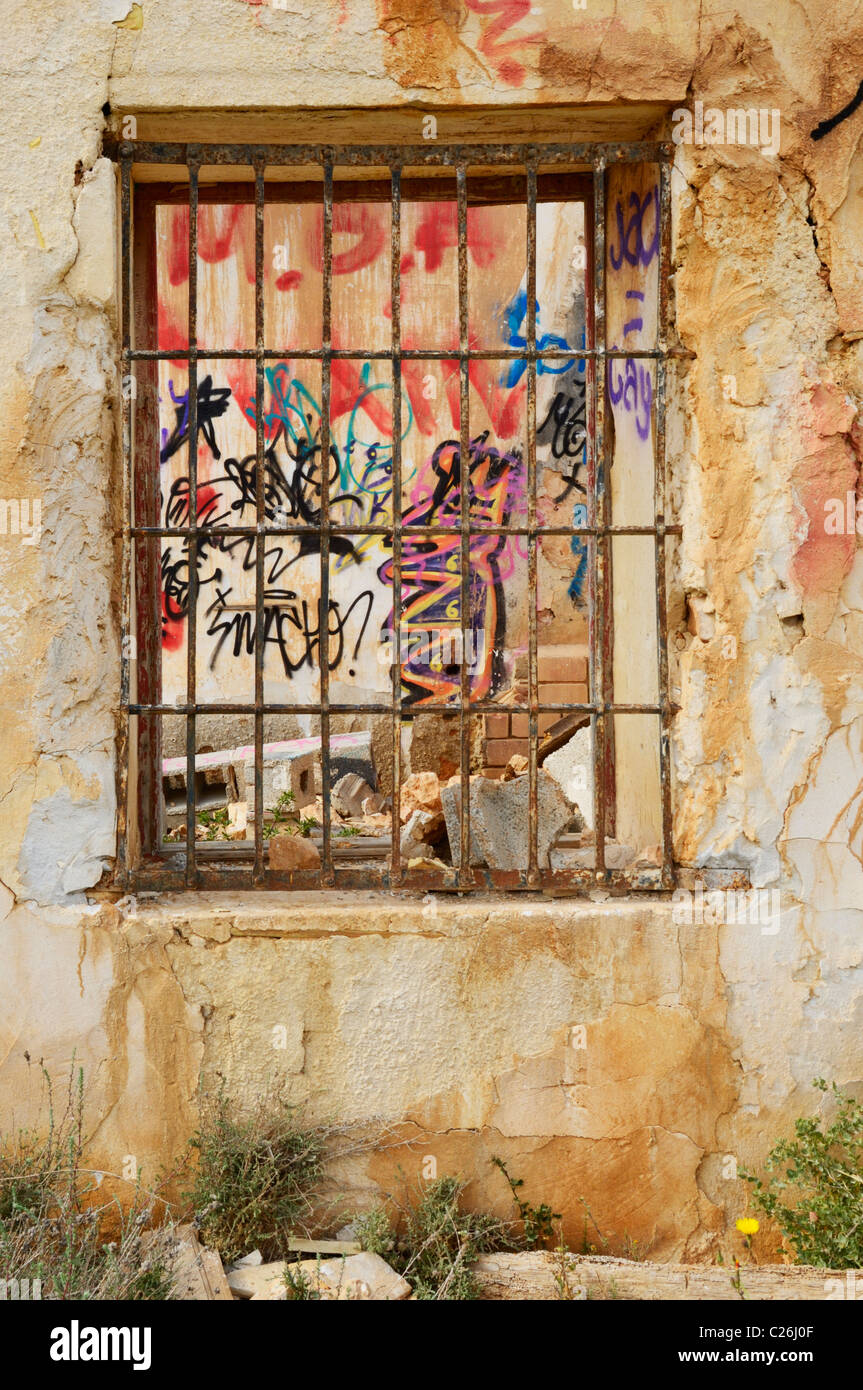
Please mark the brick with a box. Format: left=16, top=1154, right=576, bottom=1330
left=510, top=713, right=529, bottom=738
left=539, top=712, right=561, bottom=735
left=485, top=738, right=528, bottom=766
left=538, top=645, right=588, bottom=684
left=539, top=682, right=589, bottom=707
left=480, top=767, right=505, bottom=779
left=484, top=712, right=510, bottom=740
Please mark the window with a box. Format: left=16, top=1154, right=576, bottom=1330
left=112, top=137, right=676, bottom=892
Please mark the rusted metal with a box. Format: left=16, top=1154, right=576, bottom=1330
left=110, top=138, right=676, bottom=894
left=108, top=139, right=674, bottom=167
left=319, top=159, right=334, bottom=885
left=655, top=159, right=674, bottom=888
left=184, top=155, right=200, bottom=889
left=591, top=161, right=608, bottom=884
left=117, top=156, right=132, bottom=888
left=456, top=163, right=471, bottom=889
left=525, top=160, right=539, bottom=886
left=390, top=168, right=403, bottom=886
left=253, top=156, right=266, bottom=884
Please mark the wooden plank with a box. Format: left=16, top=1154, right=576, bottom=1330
left=287, top=1238, right=362, bottom=1255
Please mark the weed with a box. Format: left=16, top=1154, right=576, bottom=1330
left=0, top=1064, right=175, bottom=1299
left=741, top=1079, right=863, bottom=1268
left=491, top=1155, right=560, bottom=1248
left=182, top=1088, right=325, bottom=1264
left=354, top=1175, right=517, bottom=1300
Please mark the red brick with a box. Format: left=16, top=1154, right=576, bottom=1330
left=485, top=738, right=528, bottom=766
left=539, top=712, right=561, bottom=735
left=538, top=644, right=588, bottom=684
left=510, top=712, right=529, bottom=737
left=540, top=681, right=589, bottom=707
left=484, top=712, right=510, bottom=740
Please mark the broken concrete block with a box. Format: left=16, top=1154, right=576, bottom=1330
left=361, top=793, right=384, bottom=816
left=317, top=1251, right=411, bottom=1301
left=227, top=801, right=248, bottom=840
left=268, top=833, right=321, bottom=870
left=400, top=807, right=444, bottom=860
left=502, top=753, right=528, bottom=780
left=153, top=1224, right=233, bottom=1301
left=400, top=771, right=442, bottom=822
left=232, top=1250, right=263, bottom=1267
left=332, top=772, right=374, bottom=818
left=227, top=1260, right=288, bottom=1299
left=543, top=725, right=593, bottom=830
left=440, top=768, right=574, bottom=870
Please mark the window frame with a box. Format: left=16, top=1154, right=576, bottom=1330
left=112, top=138, right=676, bottom=895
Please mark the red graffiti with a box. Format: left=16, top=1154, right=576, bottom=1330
left=307, top=203, right=389, bottom=276
left=463, top=0, right=543, bottom=88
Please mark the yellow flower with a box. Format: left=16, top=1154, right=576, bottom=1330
left=736, top=1218, right=759, bottom=1236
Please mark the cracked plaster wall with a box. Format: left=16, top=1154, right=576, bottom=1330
left=1, top=0, right=862, bottom=1254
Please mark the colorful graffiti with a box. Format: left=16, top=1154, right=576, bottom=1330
left=155, top=196, right=589, bottom=704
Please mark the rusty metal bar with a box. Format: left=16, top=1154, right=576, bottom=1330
left=655, top=159, right=674, bottom=888
left=184, top=155, right=200, bottom=888
left=319, top=159, right=334, bottom=885
left=134, top=700, right=665, bottom=716
left=591, top=161, right=608, bottom=884
left=117, top=156, right=132, bottom=887
left=110, top=139, right=674, bottom=167
left=253, top=155, right=266, bottom=883
left=390, top=168, right=403, bottom=886
left=127, top=346, right=667, bottom=362
left=526, top=160, right=539, bottom=885
left=131, top=523, right=682, bottom=540
left=456, top=163, right=471, bottom=887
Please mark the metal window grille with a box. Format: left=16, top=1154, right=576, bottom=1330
left=110, top=138, right=677, bottom=894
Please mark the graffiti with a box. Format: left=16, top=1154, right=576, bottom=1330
left=205, top=585, right=376, bottom=679
left=160, top=375, right=232, bottom=462
left=502, top=290, right=576, bottom=387
left=538, top=387, right=586, bottom=462
left=378, top=431, right=523, bottom=704
left=463, top=0, right=543, bottom=88
left=607, top=357, right=652, bottom=441
left=608, top=187, right=660, bottom=271
left=156, top=193, right=591, bottom=700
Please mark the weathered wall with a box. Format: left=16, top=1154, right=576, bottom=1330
left=1, top=0, right=863, bottom=1256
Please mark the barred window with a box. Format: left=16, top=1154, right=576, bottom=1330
left=113, top=138, right=675, bottom=892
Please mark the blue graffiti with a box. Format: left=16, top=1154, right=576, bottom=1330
left=501, top=290, right=579, bottom=387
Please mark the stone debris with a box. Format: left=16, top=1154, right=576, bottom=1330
left=543, top=725, right=593, bottom=830
left=399, top=806, right=445, bottom=861
left=332, top=772, right=375, bottom=818
left=228, top=1251, right=411, bottom=1301
left=399, top=771, right=442, bottom=822
left=440, top=767, right=575, bottom=869
left=501, top=753, right=528, bottom=780
left=233, top=1249, right=263, bottom=1267
left=361, top=793, right=385, bottom=816
left=152, top=1224, right=232, bottom=1301
left=316, top=1251, right=411, bottom=1301
left=227, top=1260, right=290, bottom=1300
left=227, top=800, right=248, bottom=839
left=268, top=833, right=321, bottom=870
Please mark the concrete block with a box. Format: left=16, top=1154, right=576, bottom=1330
left=543, top=725, right=593, bottom=830
left=440, top=768, right=575, bottom=869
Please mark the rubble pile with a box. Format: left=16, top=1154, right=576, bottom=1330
left=160, top=721, right=643, bottom=870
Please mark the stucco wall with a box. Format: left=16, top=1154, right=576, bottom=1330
left=1, top=0, right=862, bottom=1255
